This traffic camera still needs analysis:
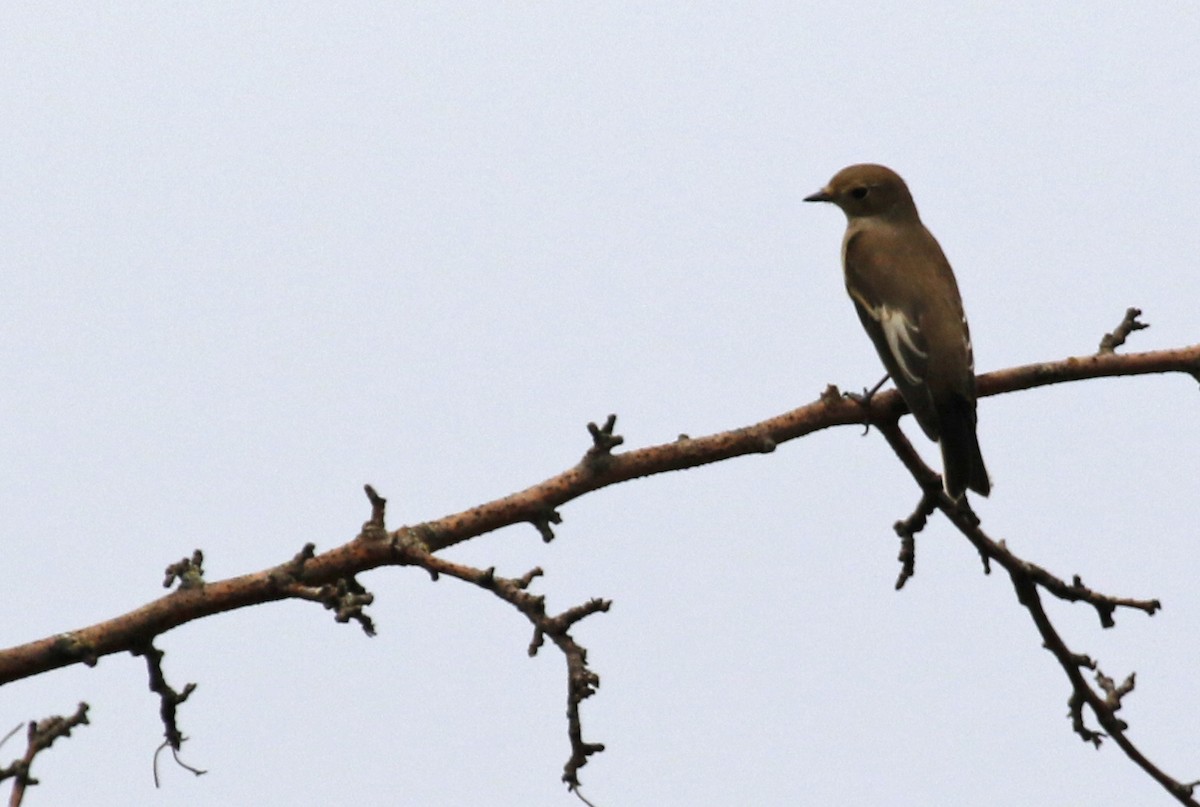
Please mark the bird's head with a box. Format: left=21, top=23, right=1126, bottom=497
left=804, top=163, right=918, bottom=221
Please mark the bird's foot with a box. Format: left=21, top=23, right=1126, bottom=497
left=843, top=374, right=890, bottom=435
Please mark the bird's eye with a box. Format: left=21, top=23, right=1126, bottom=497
left=850, top=186, right=869, bottom=199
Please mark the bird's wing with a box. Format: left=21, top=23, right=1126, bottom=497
left=843, top=257, right=931, bottom=389
left=843, top=231, right=939, bottom=439
left=869, top=299, right=928, bottom=386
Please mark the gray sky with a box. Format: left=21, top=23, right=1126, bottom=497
left=3, top=4, right=1198, bottom=805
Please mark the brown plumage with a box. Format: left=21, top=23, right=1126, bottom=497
left=805, top=164, right=990, bottom=497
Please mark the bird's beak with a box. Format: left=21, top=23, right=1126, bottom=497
left=803, top=188, right=832, bottom=203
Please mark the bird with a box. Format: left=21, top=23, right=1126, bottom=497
left=804, top=164, right=990, bottom=498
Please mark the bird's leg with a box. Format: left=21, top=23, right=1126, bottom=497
left=844, top=373, right=890, bottom=435
left=845, top=373, right=890, bottom=405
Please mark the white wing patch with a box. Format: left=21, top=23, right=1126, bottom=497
left=847, top=283, right=928, bottom=386
left=878, top=305, right=926, bottom=385
left=964, top=316, right=975, bottom=373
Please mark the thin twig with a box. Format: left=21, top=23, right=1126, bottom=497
left=1099, top=308, right=1149, bottom=354
left=876, top=416, right=1193, bottom=806
left=0, top=703, right=89, bottom=807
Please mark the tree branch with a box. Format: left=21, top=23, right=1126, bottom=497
left=0, top=343, right=1195, bottom=674
left=874, top=406, right=1192, bottom=806
left=0, top=703, right=89, bottom=806
left=0, top=340, right=1197, bottom=797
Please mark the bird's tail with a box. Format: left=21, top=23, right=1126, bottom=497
left=939, top=396, right=990, bottom=498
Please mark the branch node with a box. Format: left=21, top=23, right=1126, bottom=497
left=52, top=632, right=98, bottom=667
left=0, top=702, right=90, bottom=797
left=516, top=567, right=545, bottom=589
left=1096, top=670, right=1136, bottom=714
left=528, top=627, right=546, bottom=657
left=1098, top=307, right=1149, bottom=354
left=269, top=543, right=318, bottom=589
left=531, top=509, right=563, bottom=543
left=550, top=598, right=612, bottom=633
left=582, top=414, right=623, bottom=470
left=1068, top=691, right=1105, bottom=748
left=163, top=550, right=205, bottom=590
left=892, top=490, right=937, bottom=589
left=391, top=525, right=434, bottom=557
left=1067, top=651, right=1097, bottom=670
left=316, top=576, right=377, bottom=636
left=131, top=641, right=198, bottom=767
left=357, top=484, right=389, bottom=541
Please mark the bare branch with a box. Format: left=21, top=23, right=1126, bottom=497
left=383, top=540, right=610, bottom=788
left=875, top=391, right=1193, bottom=805
left=0, top=337, right=1196, bottom=799
left=131, top=642, right=196, bottom=757
left=893, top=490, right=936, bottom=589
left=2, top=345, right=1195, bottom=690
left=0, top=703, right=89, bottom=806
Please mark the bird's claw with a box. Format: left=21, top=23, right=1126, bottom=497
left=844, top=374, right=889, bottom=436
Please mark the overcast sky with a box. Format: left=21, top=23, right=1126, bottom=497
left=3, top=4, right=1198, bottom=806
